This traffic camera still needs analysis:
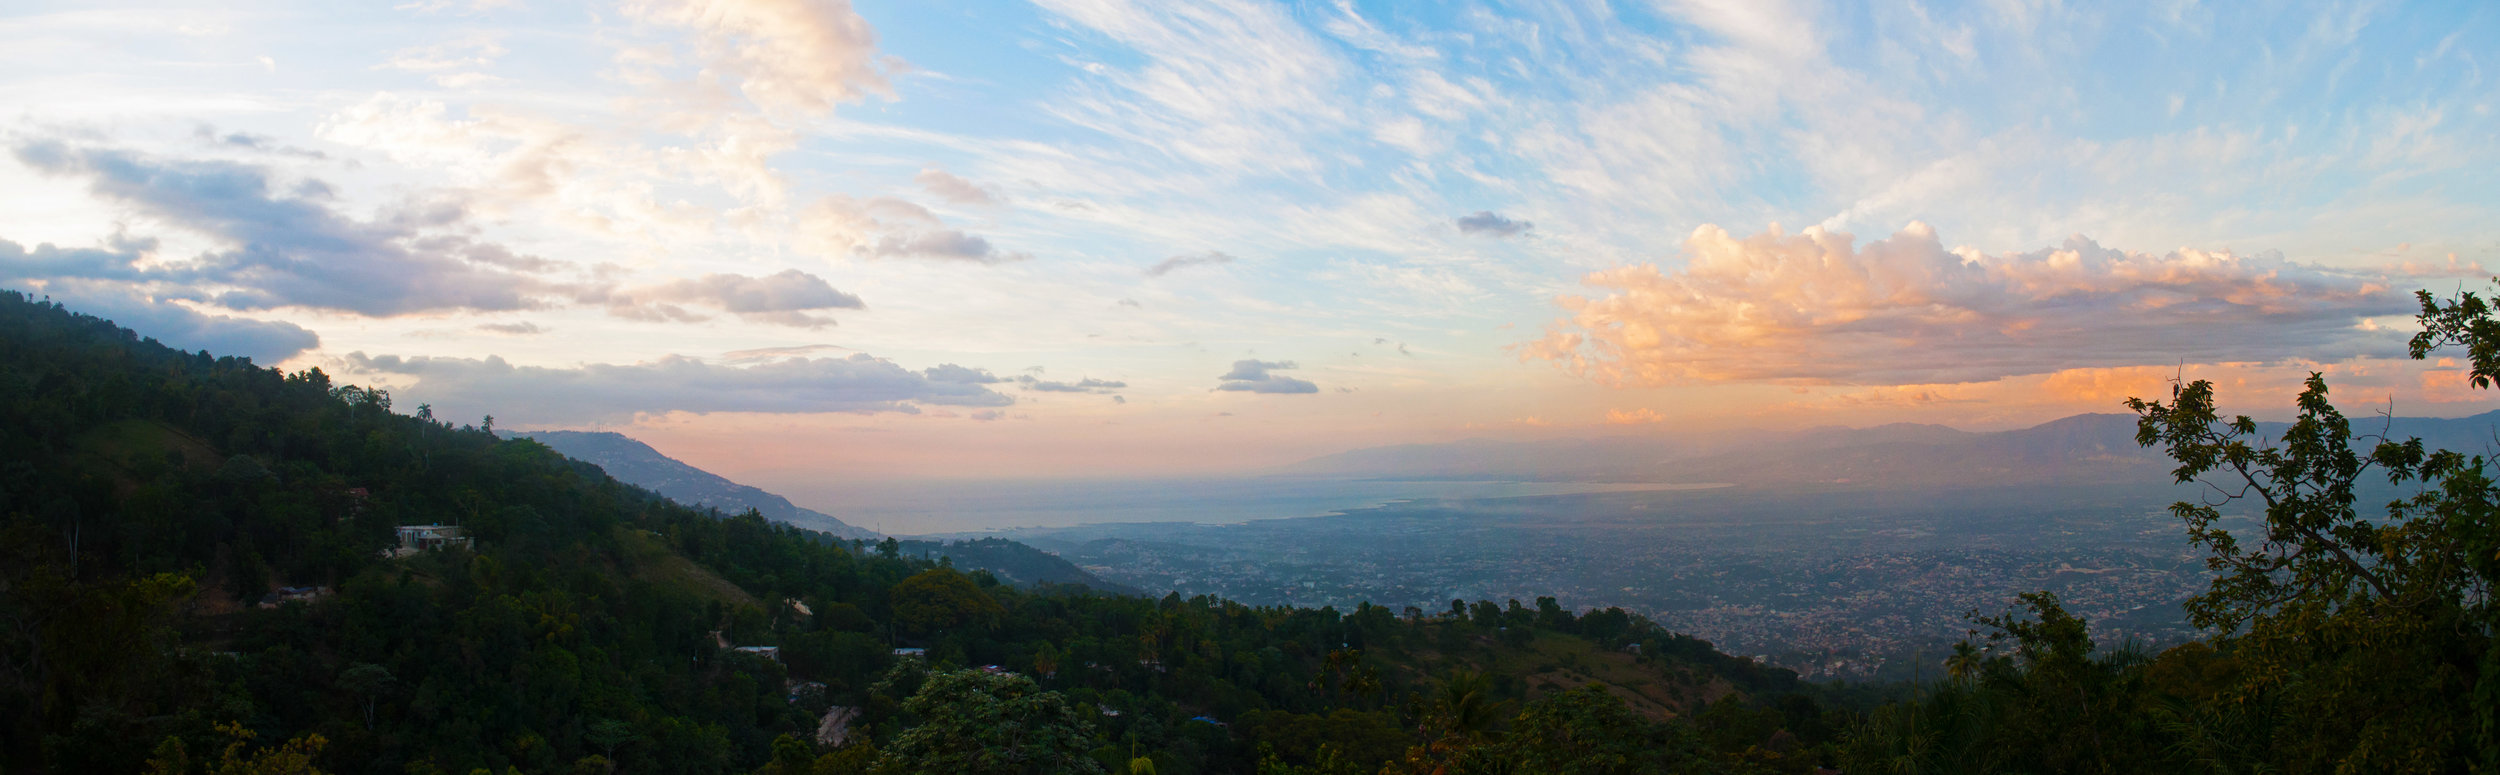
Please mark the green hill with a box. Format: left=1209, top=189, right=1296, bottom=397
left=0, top=290, right=1852, bottom=774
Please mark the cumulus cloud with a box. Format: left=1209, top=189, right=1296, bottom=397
left=916, top=167, right=1001, bottom=206
left=1527, top=223, right=2416, bottom=386
left=1145, top=251, right=1235, bottom=277
left=924, top=363, right=1004, bottom=383
left=1018, top=376, right=1126, bottom=393
left=1215, top=359, right=1318, bottom=394
left=868, top=230, right=1021, bottom=263
left=1456, top=211, right=1532, bottom=237
left=37, top=283, right=319, bottom=363
left=599, top=269, right=863, bottom=328
left=345, top=351, right=1012, bottom=424
left=12, top=140, right=570, bottom=316
left=803, top=195, right=1025, bottom=263
left=626, top=0, right=895, bottom=117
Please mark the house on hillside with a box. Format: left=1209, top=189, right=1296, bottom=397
left=733, top=646, right=782, bottom=661
left=389, top=525, right=472, bottom=557
left=257, top=586, right=330, bottom=609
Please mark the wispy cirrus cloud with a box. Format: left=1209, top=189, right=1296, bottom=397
left=1018, top=375, right=1125, bottom=393
left=917, top=167, right=1001, bottom=206
left=1144, top=250, right=1234, bottom=277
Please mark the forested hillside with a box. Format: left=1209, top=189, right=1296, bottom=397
left=512, top=431, right=880, bottom=541
left=0, top=289, right=1854, bottom=774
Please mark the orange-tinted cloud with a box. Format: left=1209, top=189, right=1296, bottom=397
left=1604, top=407, right=1666, bottom=425
left=1526, top=223, right=2416, bottom=387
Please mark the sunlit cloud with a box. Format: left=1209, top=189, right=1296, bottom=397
left=623, top=0, right=896, bottom=117
left=1604, top=407, right=1665, bottom=425
left=1528, top=223, right=2416, bottom=387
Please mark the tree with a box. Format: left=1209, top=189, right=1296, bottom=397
left=2123, top=286, right=2500, bottom=771
left=338, top=662, right=395, bottom=729
left=889, top=569, right=1004, bottom=638
left=875, top=669, right=1104, bottom=774
left=1487, top=685, right=1680, bottom=775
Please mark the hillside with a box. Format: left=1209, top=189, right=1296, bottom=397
left=516, top=430, right=1131, bottom=594
left=0, top=290, right=1857, bottom=773
left=514, top=430, right=880, bottom=540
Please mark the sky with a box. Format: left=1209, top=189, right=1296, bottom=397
left=2, top=0, right=2497, bottom=487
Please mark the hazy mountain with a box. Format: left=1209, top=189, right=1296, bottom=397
left=515, top=430, right=882, bottom=540
left=515, top=430, right=1135, bottom=592
left=1277, top=411, right=2500, bottom=489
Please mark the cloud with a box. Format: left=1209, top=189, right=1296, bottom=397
left=626, top=0, right=895, bottom=117
left=924, top=363, right=1004, bottom=383
left=345, top=351, right=1012, bottom=424
left=1604, top=407, right=1666, bottom=425
left=1527, top=223, right=2415, bottom=386
left=1018, top=376, right=1126, bottom=393
left=1144, top=250, right=1235, bottom=277
left=35, top=283, right=319, bottom=363
left=600, top=269, right=864, bottom=328
left=1456, top=211, right=1532, bottom=237
left=476, top=321, right=542, bottom=335
left=723, top=343, right=850, bottom=362
left=12, top=140, right=570, bottom=316
left=803, top=195, right=1025, bottom=263
left=917, top=167, right=1001, bottom=206
left=868, top=230, right=1022, bottom=263
left=1215, top=359, right=1318, bottom=394
left=379, top=34, right=505, bottom=72
left=1033, top=0, right=1349, bottom=174
left=193, top=125, right=327, bottom=159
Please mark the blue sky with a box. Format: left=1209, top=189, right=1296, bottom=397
left=2, top=0, right=2495, bottom=484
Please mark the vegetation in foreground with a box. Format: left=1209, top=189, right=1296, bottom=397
left=5, top=279, right=2496, bottom=774
left=0, top=288, right=1852, bottom=774
left=1835, top=288, right=2500, bottom=773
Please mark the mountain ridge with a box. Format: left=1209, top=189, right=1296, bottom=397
left=514, top=429, right=880, bottom=540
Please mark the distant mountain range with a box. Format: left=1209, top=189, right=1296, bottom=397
left=1278, top=410, right=2500, bottom=488
left=515, top=430, right=881, bottom=540
left=515, top=430, right=1135, bottom=592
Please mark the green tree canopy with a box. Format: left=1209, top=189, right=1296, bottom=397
left=876, top=669, right=1102, bottom=775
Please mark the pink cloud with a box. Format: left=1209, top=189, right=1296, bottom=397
left=1527, top=222, right=2415, bottom=386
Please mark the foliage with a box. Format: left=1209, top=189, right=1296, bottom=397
left=875, top=669, right=1101, bottom=774
left=1842, top=285, right=2500, bottom=773
left=0, top=289, right=1843, bottom=774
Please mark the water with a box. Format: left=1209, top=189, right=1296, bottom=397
left=799, top=478, right=1723, bottom=536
